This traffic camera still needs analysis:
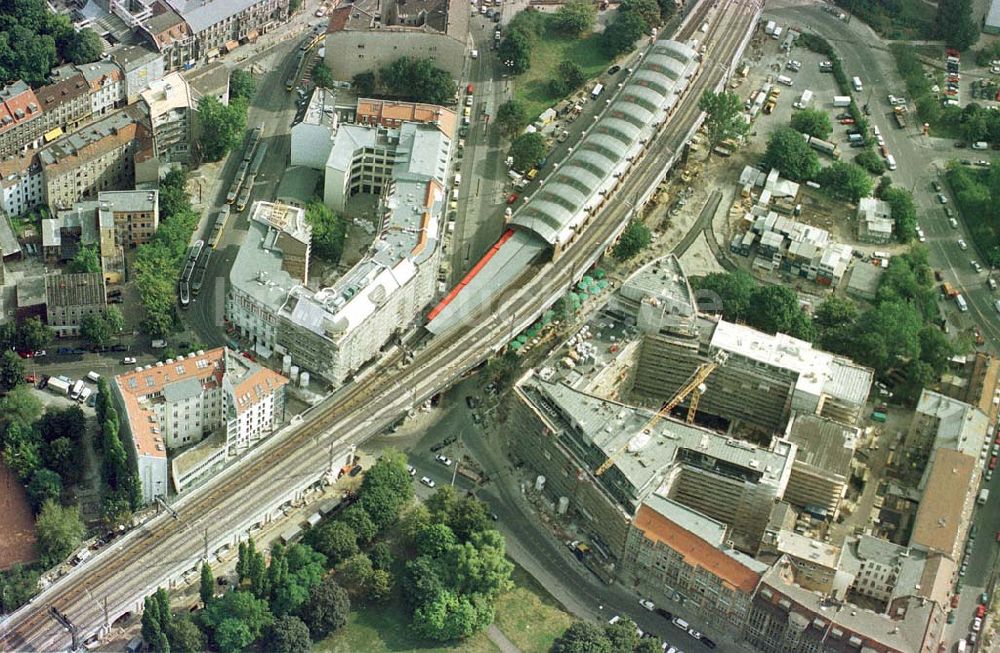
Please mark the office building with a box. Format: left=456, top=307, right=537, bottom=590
left=324, top=0, right=469, bottom=80
left=43, top=272, right=107, bottom=337
left=508, top=374, right=796, bottom=555
left=623, top=494, right=768, bottom=629
left=230, top=115, right=450, bottom=386
left=111, top=347, right=288, bottom=503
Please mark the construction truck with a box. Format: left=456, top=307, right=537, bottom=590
left=893, top=106, right=907, bottom=129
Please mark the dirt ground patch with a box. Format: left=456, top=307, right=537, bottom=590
left=0, top=460, right=37, bottom=570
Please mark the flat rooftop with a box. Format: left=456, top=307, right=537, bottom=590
left=784, top=414, right=857, bottom=479
left=909, top=448, right=977, bottom=556
left=520, top=376, right=796, bottom=500
left=44, top=272, right=104, bottom=307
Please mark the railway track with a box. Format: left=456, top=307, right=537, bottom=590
left=1, top=1, right=759, bottom=647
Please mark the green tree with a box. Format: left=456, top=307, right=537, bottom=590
left=692, top=270, right=755, bottom=321
left=168, top=614, right=206, bottom=653
left=271, top=543, right=327, bottom=617
left=635, top=636, right=665, bottom=653
left=814, top=296, right=858, bottom=332
left=3, top=421, right=40, bottom=482
left=340, top=504, right=378, bottom=545
left=268, top=615, right=312, bottom=653
left=746, top=285, right=815, bottom=340
left=62, top=28, right=102, bottom=64
left=379, top=57, right=457, bottom=105
left=551, top=60, right=588, bottom=96
left=817, top=161, right=874, bottom=202
left=447, top=530, right=514, bottom=598
left=35, top=500, right=85, bottom=567
left=699, top=90, right=749, bottom=154
left=0, top=383, right=43, bottom=428
left=552, top=621, right=612, bottom=653
left=43, top=438, right=77, bottom=484
left=229, top=69, right=256, bottom=103
left=620, top=0, right=660, bottom=28
left=447, top=496, right=491, bottom=542
left=304, top=201, right=346, bottom=263
left=301, top=576, right=350, bottom=638
left=936, top=0, right=979, bottom=50
left=67, top=246, right=101, bottom=273
left=790, top=108, right=833, bottom=139
left=762, top=127, right=820, bottom=181
left=357, top=449, right=414, bottom=530
left=105, top=305, right=125, bottom=335
left=499, top=29, right=532, bottom=75
left=141, top=594, right=164, bottom=648
left=655, top=0, right=676, bottom=21
left=410, top=590, right=494, bottom=641
left=203, top=590, right=274, bottom=652
left=200, top=562, right=215, bottom=606
left=604, top=617, right=640, bottom=652
left=0, top=349, right=24, bottom=391
left=416, top=523, right=458, bottom=558
left=509, top=132, right=547, bottom=172
left=26, top=468, right=62, bottom=512
left=612, top=219, right=652, bottom=261
left=602, top=11, right=648, bottom=58
left=352, top=71, right=376, bottom=97
left=552, top=0, right=597, bottom=35
left=370, top=541, right=394, bottom=571
left=81, top=312, right=112, bottom=348
left=313, top=61, right=335, bottom=89
left=402, top=555, right=445, bottom=608
left=881, top=186, right=917, bottom=243
left=198, top=95, right=247, bottom=161
left=307, top=520, right=358, bottom=565
left=496, top=100, right=529, bottom=136
left=0, top=564, right=42, bottom=613
left=338, top=552, right=375, bottom=598
left=854, top=148, right=886, bottom=175
left=17, top=316, right=52, bottom=352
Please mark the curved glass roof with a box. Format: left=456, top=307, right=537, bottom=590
left=511, top=39, right=697, bottom=244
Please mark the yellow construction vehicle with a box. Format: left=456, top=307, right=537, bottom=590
left=595, top=352, right=727, bottom=476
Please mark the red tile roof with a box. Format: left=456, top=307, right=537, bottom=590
left=0, top=85, right=42, bottom=136
left=633, top=503, right=762, bottom=593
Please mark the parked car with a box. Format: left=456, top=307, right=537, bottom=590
left=420, top=476, right=436, bottom=488
left=407, top=465, right=417, bottom=477
left=937, top=193, right=948, bottom=204
left=435, top=454, right=453, bottom=466
left=607, top=65, right=621, bottom=75
left=122, top=356, right=137, bottom=365
left=639, top=598, right=655, bottom=611
left=959, top=239, right=968, bottom=250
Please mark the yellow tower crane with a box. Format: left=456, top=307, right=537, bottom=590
left=595, top=352, right=727, bottom=476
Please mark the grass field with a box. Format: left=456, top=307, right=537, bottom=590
left=513, top=15, right=613, bottom=121
left=314, top=566, right=573, bottom=653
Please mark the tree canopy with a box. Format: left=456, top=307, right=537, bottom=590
left=509, top=132, right=547, bottom=172
left=699, top=90, right=750, bottom=153
left=304, top=201, right=346, bottom=264
left=67, top=246, right=101, bottom=274
left=550, top=60, right=588, bottom=97
left=229, top=69, right=256, bottom=103
left=202, top=590, right=274, bottom=653
left=379, top=57, right=456, bottom=105
left=313, top=61, right=335, bottom=89
left=497, top=99, right=530, bottom=137
left=499, top=28, right=533, bottom=75
left=601, top=10, right=648, bottom=58
left=552, top=0, right=597, bottom=35
left=790, top=108, right=833, bottom=140
left=301, top=576, right=350, bottom=638
left=35, top=500, right=85, bottom=567
left=198, top=96, right=248, bottom=161
left=612, top=220, right=652, bottom=261
left=762, top=127, right=820, bottom=181
left=692, top=271, right=813, bottom=340
left=267, top=615, right=312, bottom=653
left=937, top=0, right=979, bottom=50
left=817, top=161, right=874, bottom=202
left=0, top=1, right=105, bottom=85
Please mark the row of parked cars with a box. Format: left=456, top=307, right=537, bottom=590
left=605, top=598, right=716, bottom=651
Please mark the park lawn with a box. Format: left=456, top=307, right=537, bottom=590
left=314, top=565, right=572, bottom=653
left=492, top=566, right=575, bottom=653
left=514, top=19, right=612, bottom=121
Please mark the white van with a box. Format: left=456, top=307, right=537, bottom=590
left=973, top=141, right=989, bottom=150
left=852, top=76, right=863, bottom=92
left=451, top=188, right=459, bottom=201
left=777, top=75, right=793, bottom=86
left=885, top=155, right=896, bottom=170
left=86, top=371, right=101, bottom=383
left=454, top=173, right=462, bottom=186
left=70, top=380, right=85, bottom=401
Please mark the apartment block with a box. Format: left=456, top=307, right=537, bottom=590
left=508, top=374, right=796, bottom=555
left=43, top=272, right=107, bottom=337
left=138, top=0, right=289, bottom=71
left=623, top=495, right=768, bottom=629
left=290, top=88, right=338, bottom=171
left=781, top=414, right=859, bottom=518
left=139, top=73, right=193, bottom=164
left=908, top=449, right=978, bottom=561
left=0, top=81, right=45, bottom=158
left=839, top=535, right=954, bottom=610
left=744, top=559, right=945, bottom=653
left=758, top=529, right=841, bottom=594
left=324, top=0, right=469, bottom=80
left=111, top=347, right=288, bottom=503
left=908, top=389, right=990, bottom=489
left=50, top=62, right=126, bottom=120
left=0, top=153, right=43, bottom=218
left=39, top=109, right=145, bottom=211
left=109, top=44, right=166, bottom=104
